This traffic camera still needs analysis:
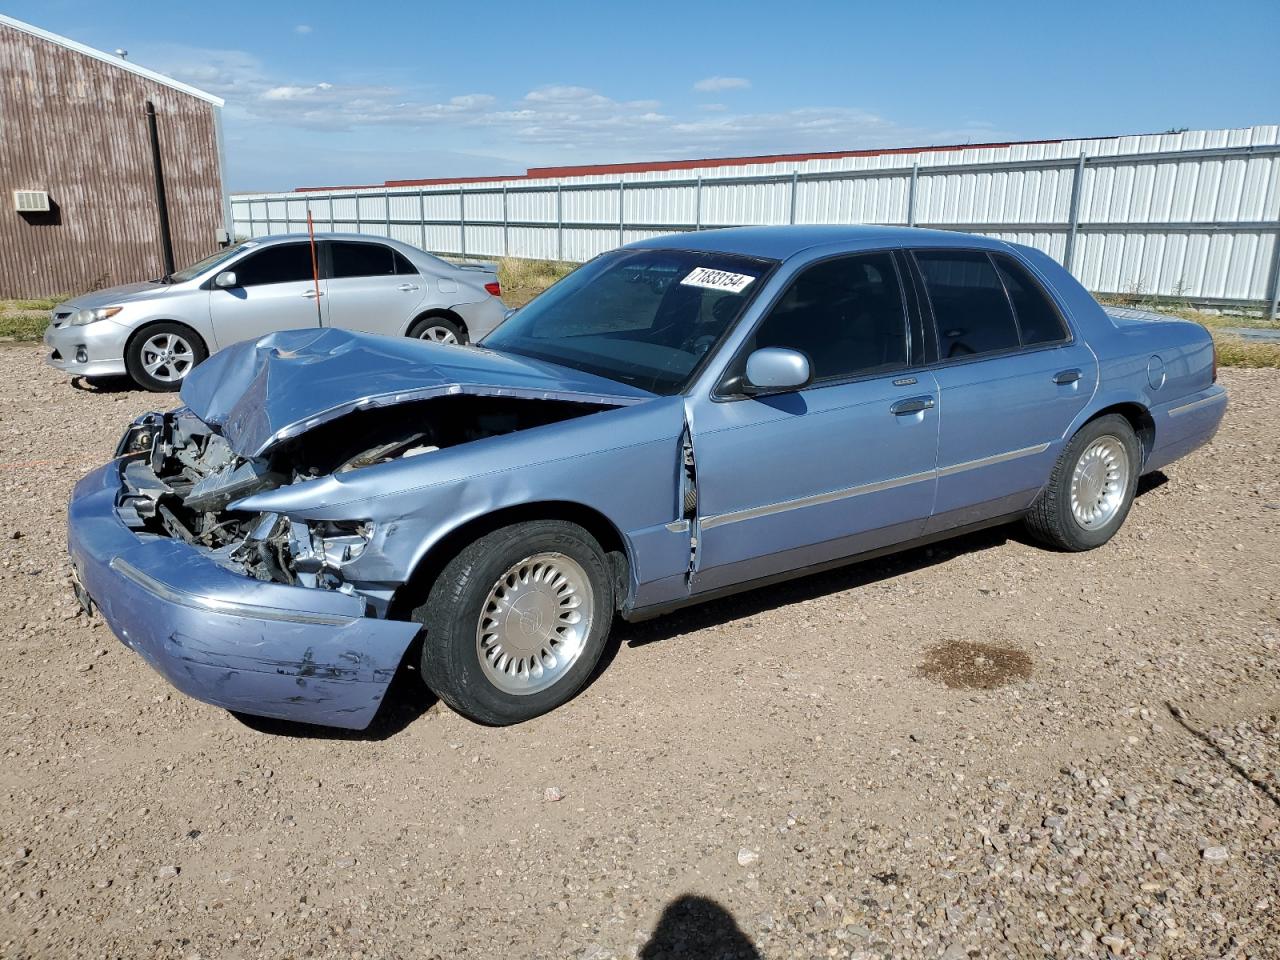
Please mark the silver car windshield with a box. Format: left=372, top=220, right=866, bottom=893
left=483, top=249, right=775, bottom=395
left=170, top=244, right=250, bottom=283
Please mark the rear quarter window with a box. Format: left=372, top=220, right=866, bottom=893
left=993, top=254, right=1070, bottom=345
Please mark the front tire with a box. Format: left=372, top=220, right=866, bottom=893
left=414, top=520, right=615, bottom=725
left=124, top=322, right=207, bottom=392
left=1024, top=414, right=1140, bottom=551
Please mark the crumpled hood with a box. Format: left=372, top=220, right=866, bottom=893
left=180, top=327, right=655, bottom=458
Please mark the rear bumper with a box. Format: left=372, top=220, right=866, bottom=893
left=1145, top=385, right=1228, bottom=473
left=43, top=320, right=129, bottom=377
left=68, top=461, right=421, bottom=729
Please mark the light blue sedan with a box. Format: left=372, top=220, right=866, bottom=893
left=68, top=226, right=1226, bottom=728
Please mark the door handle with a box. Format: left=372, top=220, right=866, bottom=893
left=398, top=283, right=420, bottom=292
left=302, top=289, right=323, bottom=299
left=1053, top=368, right=1081, bottom=385
left=890, top=395, right=935, bottom=416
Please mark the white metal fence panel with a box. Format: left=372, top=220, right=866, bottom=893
left=230, top=125, right=1280, bottom=314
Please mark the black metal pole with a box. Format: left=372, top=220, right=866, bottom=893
left=145, top=100, right=175, bottom=278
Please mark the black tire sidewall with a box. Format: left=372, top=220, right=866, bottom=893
left=1052, top=415, right=1141, bottom=550
left=125, top=322, right=207, bottom=392
left=408, top=316, right=467, bottom=345
left=419, top=521, right=614, bottom=725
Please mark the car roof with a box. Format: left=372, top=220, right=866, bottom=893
left=624, top=225, right=1009, bottom=261
left=243, top=232, right=422, bottom=248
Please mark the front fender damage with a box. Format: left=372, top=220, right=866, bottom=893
left=119, top=390, right=623, bottom=617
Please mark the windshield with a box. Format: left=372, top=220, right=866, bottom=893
left=170, top=244, right=251, bottom=283
left=482, top=249, right=775, bottom=395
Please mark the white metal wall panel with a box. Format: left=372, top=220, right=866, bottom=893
left=465, top=191, right=504, bottom=223
left=229, top=125, right=1280, bottom=308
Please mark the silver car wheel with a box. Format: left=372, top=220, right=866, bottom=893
left=1069, top=435, right=1130, bottom=529
left=419, top=324, right=459, bottom=344
left=475, top=552, right=593, bottom=696
left=139, top=332, right=195, bottom=383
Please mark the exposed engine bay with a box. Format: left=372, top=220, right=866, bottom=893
left=115, top=395, right=610, bottom=607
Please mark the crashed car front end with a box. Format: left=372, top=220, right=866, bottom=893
left=113, top=407, right=404, bottom=617
left=68, top=443, right=421, bottom=731
left=69, top=328, right=655, bottom=728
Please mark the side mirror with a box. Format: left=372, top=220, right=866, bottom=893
left=214, top=270, right=238, bottom=289
left=742, top=347, right=812, bottom=396
left=503, top=306, right=520, bottom=322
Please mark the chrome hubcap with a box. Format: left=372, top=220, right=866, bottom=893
left=140, top=333, right=194, bottom=382
left=1069, top=435, right=1129, bottom=529
left=420, top=325, right=458, bottom=344
left=475, top=553, right=593, bottom=696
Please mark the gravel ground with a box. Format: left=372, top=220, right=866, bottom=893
left=0, top=345, right=1276, bottom=960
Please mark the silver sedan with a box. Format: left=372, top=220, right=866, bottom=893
left=44, top=233, right=509, bottom=391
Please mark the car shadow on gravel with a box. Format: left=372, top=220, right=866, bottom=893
left=612, top=523, right=1015, bottom=655
left=70, top=374, right=140, bottom=393
left=614, top=472, right=1171, bottom=657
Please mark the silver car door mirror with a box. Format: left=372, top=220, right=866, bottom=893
left=214, top=270, right=238, bottom=289
left=742, top=347, right=812, bottom=395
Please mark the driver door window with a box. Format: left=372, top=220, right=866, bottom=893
left=234, top=244, right=315, bottom=286
left=746, top=252, right=909, bottom=383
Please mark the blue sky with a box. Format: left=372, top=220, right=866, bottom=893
left=9, top=0, right=1278, bottom=191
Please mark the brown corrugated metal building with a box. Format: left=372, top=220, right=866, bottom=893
left=0, top=15, right=228, bottom=299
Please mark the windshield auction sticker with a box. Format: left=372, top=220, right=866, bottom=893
left=680, top=267, right=756, bottom=293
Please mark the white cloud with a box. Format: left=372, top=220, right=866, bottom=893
left=693, top=76, right=751, bottom=93
left=294, top=24, right=313, bottom=35
left=135, top=44, right=1005, bottom=189
left=262, top=82, right=333, bottom=101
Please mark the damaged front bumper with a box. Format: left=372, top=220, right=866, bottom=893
left=68, top=460, right=421, bottom=729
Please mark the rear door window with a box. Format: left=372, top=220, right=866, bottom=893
left=330, top=241, right=398, bottom=279
left=993, top=254, right=1070, bottom=346
left=234, top=244, right=314, bottom=287
left=915, top=250, right=1020, bottom=359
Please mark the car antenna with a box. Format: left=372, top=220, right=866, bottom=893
left=306, top=207, right=323, bottom=325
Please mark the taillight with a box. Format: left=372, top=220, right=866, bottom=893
left=484, top=281, right=501, bottom=297
left=1212, top=339, right=1218, bottom=383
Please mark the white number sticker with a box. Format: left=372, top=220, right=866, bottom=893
left=680, top=267, right=755, bottom=293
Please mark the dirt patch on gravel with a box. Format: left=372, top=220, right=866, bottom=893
left=0, top=347, right=1277, bottom=959
left=918, top=640, right=1033, bottom=689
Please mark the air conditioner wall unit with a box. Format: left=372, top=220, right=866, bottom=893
left=14, top=190, right=51, bottom=213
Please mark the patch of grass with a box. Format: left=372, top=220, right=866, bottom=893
left=498, top=258, right=577, bottom=307
left=0, top=312, right=51, bottom=341
left=1, top=294, right=69, bottom=311
left=1213, top=334, right=1280, bottom=368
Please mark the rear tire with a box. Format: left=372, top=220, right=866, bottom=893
left=1024, top=414, right=1140, bottom=551
left=407, top=315, right=467, bottom=345
left=414, top=520, right=615, bottom=725
left=124, top=322, right=207, bottom=392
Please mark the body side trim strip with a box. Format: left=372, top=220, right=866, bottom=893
left=1167, top=393, right=1225, bottom=417
left=699, top=441, right=1051, bottom=531
left=935, top=442, right=1051, bottom=477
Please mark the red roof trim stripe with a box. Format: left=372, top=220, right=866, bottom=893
left=292, top=135, right=1094, bottom=193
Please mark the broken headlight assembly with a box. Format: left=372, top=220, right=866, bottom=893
left=283, top=518, right=375, bottom=591
left=115, top=412, right=166, bottom=457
